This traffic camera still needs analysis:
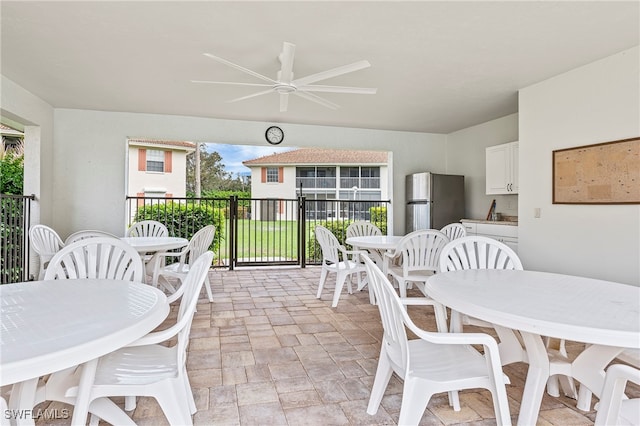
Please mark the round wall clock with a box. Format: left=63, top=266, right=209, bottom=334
left=265, top=126, right=284, bottom=145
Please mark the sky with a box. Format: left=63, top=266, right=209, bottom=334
left=204, top=143, right=294, bottom=176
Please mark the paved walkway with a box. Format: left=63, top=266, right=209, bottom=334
left=37, top=266, right=637, bottom=425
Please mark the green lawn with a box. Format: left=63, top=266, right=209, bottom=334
left=218, top=218, right=355, bottom=263
left=232, top=219, right=311, bottom=261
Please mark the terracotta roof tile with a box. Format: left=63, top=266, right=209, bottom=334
left=243, top=148, right=388, bottom=166
left=128, top=138, right=196, bottom=150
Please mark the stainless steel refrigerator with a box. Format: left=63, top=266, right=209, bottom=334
left=405, top=172, right=465, bottom=233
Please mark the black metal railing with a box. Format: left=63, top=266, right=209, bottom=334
left=125, top=196, right=391, bottom=269
left=1, top=194, right=34, bottom=284
left=125, top=196, right=232, bottom=268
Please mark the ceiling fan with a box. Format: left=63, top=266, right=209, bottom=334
left=192, top=42, right=377, bottom=112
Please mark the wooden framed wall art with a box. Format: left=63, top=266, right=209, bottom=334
left=552, top=137, right=640, bottom=204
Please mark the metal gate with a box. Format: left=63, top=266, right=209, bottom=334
left=126, top=196, right=390, bottom=270
left=1, top=194, right=34, bottom=283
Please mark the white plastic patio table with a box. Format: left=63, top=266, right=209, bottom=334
left=121, top=236, right=189, bottom=284
left=345, top=235, right=403, bottom=251
left=120, top=236, right=188, bottom=253
left=425, top=269, right=640, bottom=426
left=0, top=279, right=169, bottom=426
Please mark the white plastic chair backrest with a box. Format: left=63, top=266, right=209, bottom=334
left=362, top=254, right=411, bottom=377
left=594, top=364, right=640, bottom=426
left=181, top=225, right=215, bottom=267
left=315, top=226, right=343, bottom=265
left=346, top=221, right=382, bottom=238
left=44, top=237, right=144, bottom=282
left=126, top=220, right=169, bottom=237
left=439, top=236, right=522, bottom=272
left=29, top=224, right=64, bottom=260
left=440, top=223, right=466, bottom=240
left=396, top=229, right=450, bottom=274
left=65, top=229, right=119, bottom=245
left=172, top=251, right=214, bottom=368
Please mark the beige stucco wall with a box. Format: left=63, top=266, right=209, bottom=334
left=127, top=145, right=190, bottom=198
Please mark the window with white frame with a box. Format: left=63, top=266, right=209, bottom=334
left=266, top=167, right=279, bottom=183
left=146, top=149, right=164, bottom=172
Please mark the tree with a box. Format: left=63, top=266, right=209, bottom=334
left=186, top=145, right=250, bottom=193
left=1, top=140, right=24, bottom=194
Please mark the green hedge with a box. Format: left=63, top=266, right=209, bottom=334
left=307, top=207, right=388, bottom=262
left=370, top=207, right=387, bottom=235
left=133, top=202, right=224, bottom=256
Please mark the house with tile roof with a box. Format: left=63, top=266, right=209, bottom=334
left=127, top=138, right=196, bottom=201
left=243, top=148, right=389, bottom=220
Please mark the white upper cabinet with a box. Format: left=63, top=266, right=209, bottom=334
left=486, top=141, right=518, bottom=194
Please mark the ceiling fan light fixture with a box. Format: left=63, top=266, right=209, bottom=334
left=195, top=42, right=377, bottom=112
left=274, top=84, right=296, bottom=94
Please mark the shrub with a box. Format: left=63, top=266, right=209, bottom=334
left=0, top=153, right=24, bottom=195
left=133, top=202, right=224, bottom=256
left=370, top=207, right=387, bottom=235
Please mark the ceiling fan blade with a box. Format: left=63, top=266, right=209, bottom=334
left=203, top=53, right=277, bottom=84
left=280, top=93, right=289, bottom=112
left=294, top=91, right=340, bottom=110
left=298, top=85, right=377, bottom=94
left=279, top=42, right=296, bottom=84
left=227, top=88, right=274, bottom=103
left=191, top=80, right=272, bottom=87
left=293, top=60, right=371, bottom=86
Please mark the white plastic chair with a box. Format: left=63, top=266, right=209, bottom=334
left=29, top=224, right=65, bottom=280
left=440, top=223, right=466, bottom=240
left=64, top=251, right=214, bottom=426
left=151, top=225, right=215, bottom=303
left=315, top=225, right=366, bottom=308
left=577, top=348, right=640, bottom=411
left=439, top=236, right=525, bottom=356
left=346, top=221, right=382, bottom=237
left=34, top=237, right=145, bottom=416
left=126, top=220, right=170, bottom=270
left=346, top=220, right=383, bottom=263
left=382, top=229, right=450, bottom=331
left=594, top=364, right=640, bottom=426
left=126, top=220, right=169, bottom=237
left=362, top=254, right=512, bottom=425
left=439, top=236, right=577, bottom=399
left=44, top=237, right=144, bottom=282
left=346, top=221, right=383, bottom=304
left=64, top=229, right=119, bottom=245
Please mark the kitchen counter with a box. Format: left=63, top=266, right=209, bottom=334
left=461, top=218, right=518, bottom=226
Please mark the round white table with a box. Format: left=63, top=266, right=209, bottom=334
left=345, top=236, right=403, bottom=304
left=121, top=236, right=189, bottom=284
left=425, top=269, right=640, bottom=426
left=120, top=236, right=189, bottom=253
left=0, top=279, right=169, bottom=425
left=345, top=235, right=403, bottom=251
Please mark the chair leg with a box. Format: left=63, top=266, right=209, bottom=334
left=203, top=275, right=213, bottom=302
left=397, top=278, right=407, bottom=298
left=331, top=272, right=348, bottom=307
left=450, top=310, right=464, bottom=333
left=317, top=268, right=328, bottom=299
left=433, top=303, right=449, bottom=333
left=447, top=390, right=460, bottom=411
left=398, top=378, right=432, bottom=425
left=155, top=382, right=194, bottom=426
left=489, top=386, right=512, bottom=426
left=124, top=395, right=136, bottom=411
left=367, top=348, right=394, bottom=415
left=182, top=369, right=197, bottom=415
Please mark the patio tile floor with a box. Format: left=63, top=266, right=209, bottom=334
left=34, top=266, right=638, bottom=425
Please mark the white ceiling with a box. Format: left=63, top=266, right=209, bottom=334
left=2, top=1, right=638, bottom=134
